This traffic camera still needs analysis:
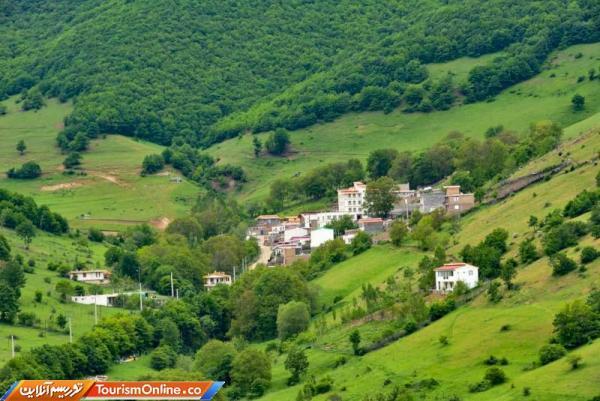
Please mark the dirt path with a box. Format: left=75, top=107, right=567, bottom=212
left=40, top=182, right=83, bottom=192
left=150, top=217, right=172, bottom=231
left=250, top=235, right=271, bottom=269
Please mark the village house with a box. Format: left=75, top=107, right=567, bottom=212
left=271, top=242, right=311, bottom=266
left=342, top=228, right=359, bottom=244
left=358, top=217, right=384, bottom=233
left=71, top=293, right=121, bottom=307
left=434, top=262, right=479, bottom=292
left=310, top=227, right=334, bottom=248
left=203, top=271, right=232, bottom=290
left=69, top=269, right=111, bottom=284
left=254, top=215, right=282, bottom=234
left=301, top=211, right=359, bottom=229
left=444, top=185, right=475, bottom=215
left=337, top=181, right=367, bottom=215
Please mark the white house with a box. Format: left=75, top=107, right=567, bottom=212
left=301, top=212, right=359, bottom=229
left=71, top=293, right=120, bottom=307
left=310, top=227, right=334, bottom=248
left=69, top=270, right=111, bottom=284
left=342, top=229, right=359, bottom=245
left=337, top=182, right=367, bottom=215
left=284, top=227, right=309, bottom=242
left=204, top=271, right=232, bottom=290
left=434, top=262, right=479, bottom=292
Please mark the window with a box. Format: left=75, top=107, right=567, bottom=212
left=454, top=205, right=460, bottom=210
left=469, top=270, right=473, bottom=276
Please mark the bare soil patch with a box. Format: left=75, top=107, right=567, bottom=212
left=40, top=182, right=83, bottom=192
left=150, top=217, right=171, bottom=230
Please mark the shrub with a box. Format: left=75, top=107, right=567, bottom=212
left=539, top=344, right=566, bottom=365
left=484, top=367, right=506, bottom=385
left=349, top=231, right=372, bottom=255
left=150, top=345, right=177, bottom=370
left=7, top=161, right=42, bottom=179
left=484, top=355, right=499, bottom=365
left=141, top=154, right=165, bottom=175
left=550, top=253, right=578, bottom=276
left=88, top=227, right=105, bottom=242
left=277, top=301, right=310, bottom=340
left=314, top=376, right=333, bottom=394
left=567, top=354, right=582, bottom=370
left=580, top=246, right=599, bottom=264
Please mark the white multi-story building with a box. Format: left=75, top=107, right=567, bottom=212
left=310, top=227, right=334, bottom=248
left=337, top=181, right=367, bottom=215
left=434, top=263, right=479, bottom=292
left=301, top=211, right=359, bottom=229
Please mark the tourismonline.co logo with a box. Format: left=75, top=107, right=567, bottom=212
left=0, top=380, right=224, bottom=401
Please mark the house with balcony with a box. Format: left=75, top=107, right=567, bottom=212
left=434, top=262, right=479, bottom=292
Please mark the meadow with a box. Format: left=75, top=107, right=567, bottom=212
left=207, top=43, right=600, bottom=203
left=0, top=227, right=130, bottom=362
left=0, top=97, right=199, bottom=232
left=253, top=132, right=600, bottom=401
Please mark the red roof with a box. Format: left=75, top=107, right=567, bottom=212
left=359, top=218, right=383, bottom=224
left=434, top=263, right=467, bottom=271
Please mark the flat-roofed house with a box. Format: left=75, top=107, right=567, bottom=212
left=69, top=270, right=111, bottom=284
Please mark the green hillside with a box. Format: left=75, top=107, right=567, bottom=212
left=207, top=43, right=600, bottom=203
left=0, top=96, right=199, bottom=231
left=251, top=122, right=600, bottom=401
left=0, top=1, right=597, bottom=146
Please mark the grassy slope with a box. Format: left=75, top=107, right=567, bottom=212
left=0, top=227, right=133, bottom=363
left=207, top=43, right=600, bottom=203
left=256, top=128, right=600, bottom=401
left=0, top=97, right=199, bottom=231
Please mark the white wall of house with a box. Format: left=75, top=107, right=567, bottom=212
left=310, top=228, right=334, bottom=248
left=435, top=264, right=479, bottom=292
left=284, top=227, right=309, bottom=242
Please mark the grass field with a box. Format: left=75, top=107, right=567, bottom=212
left=207, top=43, right=600, bottom=203
left=254, top=159, right=600, bottom=401
left=0, top=97, right=199, bottom=231
left=0, top=227, right=134, bottom=363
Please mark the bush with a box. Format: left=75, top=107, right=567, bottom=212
left=277, top=301, right=310, bottom=340
left=17, top=312, right=38, bottom=327
left=429, top=299, right=456, bottom=321
left=580, top=246, right=599, bottom=264
left=88, top=227, right=105, bottom=242
left=63, top=152, right=82, bottom=169
left=150, top=345, right=177, bottom=370
left=539, top=344, right=566, bottom=365
left=314, top=376, right=333, bottom=394
left=484, top=367, right=506, bottom=385
left=550, top=253, right=578, bottom=276
left=141, top=154, right=165, bottom=175
left=553, top=301, right=600, bottom=349
left=349, top=231, right=372, bottom=255
left=7, top=161, right=42, bottom=179
left=265, top=129, right=290, bottom=155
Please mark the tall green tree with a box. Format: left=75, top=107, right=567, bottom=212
left=284, top=347, right=309, bottom=385
left=365, top=176, right=396, bottom=218
left=15, top=220, right=35, bottom=249
left=277, top=301, right=310, bottom=340
left=16, top=140, right=26, bottom=155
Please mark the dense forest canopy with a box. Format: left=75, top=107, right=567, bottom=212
left=0, top=0, right=598, bottom=147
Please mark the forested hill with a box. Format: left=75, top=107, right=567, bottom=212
left=0, top=1, right=598, bottom=147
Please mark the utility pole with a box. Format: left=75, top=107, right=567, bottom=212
left=68, top=318, right=73, bottom=343
left=170, top=272, right=174, bottom=297
left=176, top=288, right=179, bottom=300
left=10, top=335, right=15, bottom=358
left=94, top=293, right=98, bottom=325
left=139, top=282, right=143, bottom=312
left=233, top=265, right=236, bottom=282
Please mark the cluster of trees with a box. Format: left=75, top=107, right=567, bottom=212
left=263, top=159, right=364, bottom=212
left=0, top=314, right=154, bottom=390
left=0, top=189, right=68, bottom=236
left=460, top=228, right=510, bottom=280
left=143, top=143, right=246, bottom=190
left=6, top=161, right=41, bottom=179
left=365, top=121, right=563, bottom=192
left=214, top=1, right=599, bottom=141
left=0, top=250, right=27, bottom=324
left=2, top=1, right=596, bottom=148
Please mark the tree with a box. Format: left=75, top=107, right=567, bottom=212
left=0, top=283, right=19, bottom=323
left=580, top=246, right=599, bottom=264
left=16, top=220, right=36, bottom=249
left=500, top=258, right=517, bottom=290
left=553, top=301, right=599, bottom=348
left=484, top=367, right=506, bottom=386
left=366, top=149, right=398, bottom=179
left=87, top=227, right=105, bottom=242
left=0, top=234, right=11, bottom=261
left=571, top=94, right=585, bottom=111
left=519, top=238, right=539, bottom=264
left=63, top=152, right=82, bottom=169
left=0, top=261, right=26, bottom=296
left=550, top=253, right=577, bottom=276
left=325, top=215, right=357, bottom=237
left=252, top=136, right=262, bottom=158
left=265, top=129, right=290, bottom=155
left=538, top=344, right=566, bottom=365
left=16, top=140, right=26, bottom=155
left=284, top=347, right=308, bottom=385
left=231, top=349, right=271, bottom=397
left=194, top=340, right=237, bottom=383
left=365, top=176, right=395, bottom=218
left=141, top=154, right=165, bottom=175
left=70, top=133, right=89, bottom=152
left=7, top=161, right=42, bottom=179
left=277, top=301, right=310, bottom=340
left=349, top=231, right=372, bottom=255
left=150, top=345, right=177, bottom=370
left=567, top=354, right=582, bottom=370
left=349, top=330, right=361, bottom=355
left=389, top=220, right=408, bottom=246
left=483, top=228, right=509, bottom=254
